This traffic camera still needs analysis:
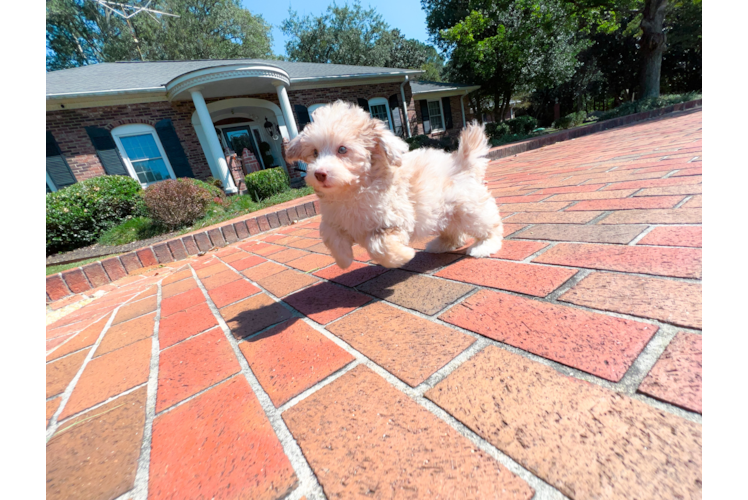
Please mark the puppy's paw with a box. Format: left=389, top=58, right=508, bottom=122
left=425, top=235, right=460, bottom=254
left=334, top=255, right=354, bottom=269
left=380, top=245, right=416, bottom=268
left=467, top=238, right=502, bottom=258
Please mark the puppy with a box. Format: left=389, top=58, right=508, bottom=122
left=284, top=100, right=502, bottom=269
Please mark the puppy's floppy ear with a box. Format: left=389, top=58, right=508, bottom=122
left=373, top=126, right=409, bottom=167
left=284, top=135, right=306, bottom=163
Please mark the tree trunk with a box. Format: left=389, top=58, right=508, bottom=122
left=640, top=0, right=668, bottom=99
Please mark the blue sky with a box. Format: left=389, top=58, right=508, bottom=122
left=241, top=0, right=432, bottom=56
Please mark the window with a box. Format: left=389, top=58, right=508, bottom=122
left=111, top=124, right=176, bottom=186
left=427, top=100, right=444, bottom=131
left=368, top=97, right=393, bottom=131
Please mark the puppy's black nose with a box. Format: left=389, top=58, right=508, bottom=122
left=314, top=171, right=327, bottom=182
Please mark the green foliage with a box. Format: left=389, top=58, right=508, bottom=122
left=485, top=122, right=511, bottom=140
left=47, top=0, right=273, bottom=71
left=486, top=116, right=539, bottom=144
left=597, top=92, right=701, bottom=121
left=507, top=115, right=539, bottom=135
left=46, top=176, right=146, bottom=255
left=553, top=110, right=587, bottom=129
left=142, top=179, right=214, bottom=229
left=98, top=217, right=168, bottom=246
left=281, top=0, right=443, bottom=71
left=404, top=135, right=459, bottom=152
left=181, top=177, right=225, bottom=200
left=244, top=167, right=290, bottom=201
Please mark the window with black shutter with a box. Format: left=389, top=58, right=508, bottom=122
left=155, top=119, right=194, bottom=178
left=419, top=100, right=431, bottom=134
left=441, top=97, right=454, bottom=129
left=356, top=98, right=370, bottom=112
left=294, top=104, right=311, bottom=131
left=85, top=127, right=129, bottom=176
left=46, top=131, right=76, bottom=191
left=388, top=94, right=404, bottom=137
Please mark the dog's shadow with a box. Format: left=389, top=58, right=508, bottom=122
left=226, top=249, right=466, bottom=343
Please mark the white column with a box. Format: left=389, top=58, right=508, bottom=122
left=461, top=92, right=467, bottom=128
left=273, top=82, right=299, bottom=138
left=190, top=89, right=237, bottom=193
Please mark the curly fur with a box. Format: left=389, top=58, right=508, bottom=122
left=285, top=100, right=502, bottom=269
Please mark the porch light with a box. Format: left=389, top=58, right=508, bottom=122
left=264, top=117, right=280, bottom=141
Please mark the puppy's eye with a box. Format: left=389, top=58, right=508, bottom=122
left=338, top=146, right=347, bottom=154
left=313, top=149, right=318, bottom=158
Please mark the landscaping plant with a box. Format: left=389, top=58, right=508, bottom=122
left=142, top=178, right=215, bottom=229
left=46, top=175, right=146, bottom=255
left=244, top=167, right=290, bottom=201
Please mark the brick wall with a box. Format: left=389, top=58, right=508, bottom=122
left=46, top=81, right=459, bottom=185
left=412, top=95, right=467, bottom=138
left=47, top=101, right=212, bottom=182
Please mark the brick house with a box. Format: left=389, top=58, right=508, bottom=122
left=46, top=59, right=479, bottom=193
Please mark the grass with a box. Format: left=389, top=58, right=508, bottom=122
left=47, top=255, right=119, bottom=276
left=98, top=217, right=168, bottom=246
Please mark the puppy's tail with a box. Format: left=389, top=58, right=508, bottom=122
left=453, top=121, right=491, bottom=180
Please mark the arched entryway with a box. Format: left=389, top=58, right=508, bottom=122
left=191, top=98, right=289, bottom=180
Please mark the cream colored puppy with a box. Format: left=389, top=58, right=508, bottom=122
left=285, top=100, right=502, bottom=269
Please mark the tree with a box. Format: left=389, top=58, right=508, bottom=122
left=639, top=0, right=668, bottom=97
left=424, top=1, right=593, bottom=121
left=281, top=1, right=443, bottom=73
left=47, top=0, right=273, bottom=71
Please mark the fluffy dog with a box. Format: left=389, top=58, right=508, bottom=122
left=284, top=100, right=502, bottom=269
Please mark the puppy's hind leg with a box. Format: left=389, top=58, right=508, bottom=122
left=465, top=201, right=503, bottom=258
left=425, top=226, right=467, bottom=253
left=321, top=221, right=354, bottom=269
left=366, top=229, right=416, bottom=268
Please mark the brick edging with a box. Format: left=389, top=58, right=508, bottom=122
left=46, top=199, right=322, bottom=303
left=486, top=99, right=702, bottom=161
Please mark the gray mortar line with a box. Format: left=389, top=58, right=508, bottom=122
left=615, top=324, right=679, bottom=395
left=662, top=169, right=680, bottom=178
left=47, top=305, right=121, bottom=440
left=627, top=225, right=657, bottom=245
left=520, top=240, right=560, bottom=263
left=152, top=373, right=240, bottom=418
left=585, top=210, right=614, bottom=224
left=190, top=265, right=327, bottom=500
left=276, top=361, right=362, bottom=414
left=51, top=382, right=149, bottom=428
left=629, top=391, right=702, bottom=422
left=130, top=281, right=163, bottom=500
left=674, top=195, right=694, bottom=208
left=45, top=311, right=112, bottom=357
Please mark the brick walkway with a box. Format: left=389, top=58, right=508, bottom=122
left=46, top=109, right=702, bottom=500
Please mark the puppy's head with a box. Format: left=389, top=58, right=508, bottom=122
left=285, top=100, right=408, bottom=194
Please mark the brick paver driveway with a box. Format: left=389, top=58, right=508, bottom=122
left=46, top=109, right=702, bottom=500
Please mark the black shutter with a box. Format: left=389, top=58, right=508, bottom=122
left=46, top=131, right=77, bottom=190
left=441, top=97, right=453, bottom=129
left=294, top=104, right=311, bottom=131
left=419, top=100, right=431, bottom=135
left=85, top=126, right=128, bottom=176
left=357, top=98, right=370, bottom=112
left=155, top=119, right=194, bottom=178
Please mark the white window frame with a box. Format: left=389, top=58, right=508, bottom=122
left=368, top=97, right=394, bottom=132
left=427, top=99, right=445, bottom=133
left=110, top=123, right=176, bottom=187
left=46, top=171, right=57, bottom=192
left=308, top=103, right=326, bottom=122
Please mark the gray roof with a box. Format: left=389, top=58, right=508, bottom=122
left=46, top=59, right=423, bottom=96
left=410, top=80, right=480, bottom=94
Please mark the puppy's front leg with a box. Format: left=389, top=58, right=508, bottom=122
left=321, top=221, right=354, bottom=269
left=366, top=230, right=416, bottom=268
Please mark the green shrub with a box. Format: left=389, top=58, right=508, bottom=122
left=244, top=167, right=290, bottom=201
left=507, top=115, right=539, bottom=135
left=181, top=177, right=225, bottom=201
left=553, top=111, right=587, bottom=130
left=404, top=134, right=458, bottom=152
left=46, top=175, right=146, bottom=255
left=485, top=122, right=511, bottom=140
left=98, top=217, right=167, bottom=246
left=598, top=92, right=701, bottom=121
left=142, top=178, right=214, bottom=229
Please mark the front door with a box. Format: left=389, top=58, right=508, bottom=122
left=221, top=126, right=264, bottom=169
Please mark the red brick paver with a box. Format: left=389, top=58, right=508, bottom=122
left=426, top=346, right=702, bottom=500
left=46, top=109, right=702, bottom=500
